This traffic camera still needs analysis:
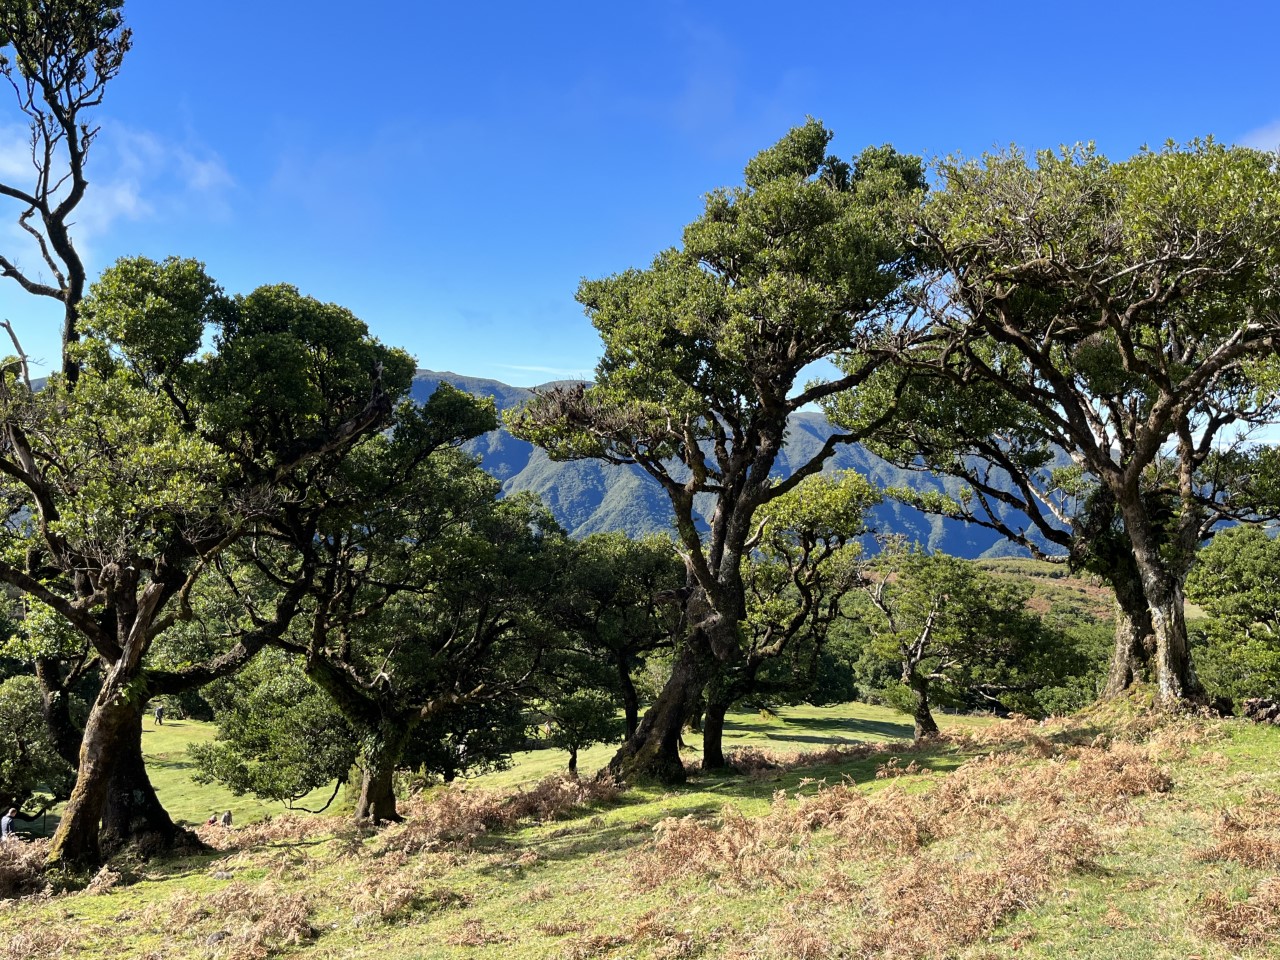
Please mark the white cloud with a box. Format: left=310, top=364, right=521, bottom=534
left=496, top=363, right=593, bottom=378
left=0, top=122, right=235, bottom=266
left=1237, top=119, right=1280, bottom=151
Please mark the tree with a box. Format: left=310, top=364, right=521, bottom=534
left=0, top=256, right=415, bottom=868
left=191, top=650, right=357, bottom=811
left=538, top=689, right=624, bottom=776
left=832, top=141, right=1280, bottom=704
left=0, top=674, right=74, bottom=813
left=1184, top=525, right=1280, bottom=703
left=510, top=120, right=927, bottom=783
left=270, top=409, right=566, bottom=821
left=0, top=0, right=130, bottom=381
left=559, top=532, right=683, bottom=739
left=851, top=544, right=1049, bottom=739
left=701, top=471, right=877, bottom=768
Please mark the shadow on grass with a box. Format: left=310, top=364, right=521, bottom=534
left=721, top=714, right=917, bottom=743
left=472, top=799, right=724, bottom=876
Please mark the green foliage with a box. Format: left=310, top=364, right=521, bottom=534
left=847, top=545, right=1077, bottom=719
left=1185, top=526, right=1280, bottom=702
left=192, top=652, right=356, bottom=804
left=1186, top=526, right=1280, bottom=634
left=0, top=674, right=74, bottom=809
left=539, top=690, right=625, bottom=770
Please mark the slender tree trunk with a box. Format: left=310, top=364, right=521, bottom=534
left=47, top=686, right=135, bottom=868
left=910, top=675, right=939, bottom=740
left=701, top=698, right=729, bottom=770
left=100, top=709, right=185, bottom=855
left=1104, top=563, right=1155, bottom=698
left=35, top=656, right=86, bottom=766
left=567, top=746, right=579, bottom=777
left=355, top=719, right=414, bottom=824
left=616, top=658, right=640, bottom=740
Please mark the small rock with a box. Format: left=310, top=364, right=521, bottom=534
left=205, top=931, right=229, bottom=945
left=211, top=870, right=234, bottom=880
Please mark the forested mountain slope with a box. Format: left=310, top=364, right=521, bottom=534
left=412, top=371, right=1058, bottom=559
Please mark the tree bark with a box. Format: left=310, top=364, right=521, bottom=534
left=35, top=655, right=86, bottom=766
left=100, top=709, right=185, bottom=855
left=616, top=659, right=640, bottom=740
left=1124, top=512, right=1204, bottom=703
left=46, top=687, right=135, bottom=868
left=607, top=640, right=711, bottom=784
left=1103, top=563, right=1155, bottom=698
left=355, top=719, right=413, bottom=824
left=567, top=746, right=579, bottom=777
left=701, top=698, right=729, bottom=770
left=910, top=675, right=939, bottom=740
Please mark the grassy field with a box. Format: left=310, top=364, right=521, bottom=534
left=3, top=699, right=1279, bottom=959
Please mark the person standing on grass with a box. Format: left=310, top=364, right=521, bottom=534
left=1, top=808, right=16, bottom=841
left=154, top=703, right=165, bottom=725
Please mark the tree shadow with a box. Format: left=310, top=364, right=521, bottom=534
left=470, top=799, right=724, bottom=875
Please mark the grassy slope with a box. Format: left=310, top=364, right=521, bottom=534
left=3, top=701, right=1279, bottom=960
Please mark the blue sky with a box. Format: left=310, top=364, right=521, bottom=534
left=2, top=1, right=1279, bottom=385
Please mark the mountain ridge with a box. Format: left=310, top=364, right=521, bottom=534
left=411, top=370, right=1055, bottom=560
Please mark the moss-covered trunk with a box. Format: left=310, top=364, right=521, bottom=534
left=46, top=685, right=134, bottom=868
left=100, top=709, right=187, bottom=856
left=355, top=718, right=414, bottom=824
left=607, top=640, right=712, bottom=784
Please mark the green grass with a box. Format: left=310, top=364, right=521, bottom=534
left=4, top=701, right=1279, bottom=960
left=24, top=717, right=352, bottom=838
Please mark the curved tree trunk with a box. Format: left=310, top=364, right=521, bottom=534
left=35, top=656, right=87, bottom=766
left=607, top=640, right=711, bottom=784
left=910, top=675, right=939, bottom=740
left=47, top=687, right=135, bottom=868
left=100, top=709, right=185, bottom=856
left=701, top=698, right=729, bottom=770
left=567, top=746, right=579, bottom=777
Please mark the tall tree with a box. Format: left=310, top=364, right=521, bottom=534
left=510, top=121, right=927, bottom=783
left=831, top=141, right=1280, bottom=704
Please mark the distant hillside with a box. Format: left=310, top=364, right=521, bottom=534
left=412, top=371, right=1061, bottom=560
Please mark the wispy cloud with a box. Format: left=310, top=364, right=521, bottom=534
left=1237, top=119, right=1280, bottom=151
left=0, top=122, right=234, bottom=268
left=496, top=363, right=593, bottom=378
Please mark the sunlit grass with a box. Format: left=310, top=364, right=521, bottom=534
left=5, top=700, right=1278, bottom=960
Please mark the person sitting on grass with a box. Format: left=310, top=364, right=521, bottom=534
left=1, top=808, right=17, bottom=841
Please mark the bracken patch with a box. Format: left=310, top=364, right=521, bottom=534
left=1196, top=877, right=1280, bottom=947
left=0, top=838, right=49, bottom=900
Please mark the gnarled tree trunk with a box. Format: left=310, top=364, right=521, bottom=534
left=607, top=639, right=712, bottom=784
left=355, top=719, right=414, bottom=824
left=910, top=674, right=939, bottom=740
left=1125, top=511, right=1203, bottom=704
left=1104, top=563, right=1156, bottom=698
left=100, top=709, right=185, bottom=855
left=47, top=684, right=135, bottom=868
